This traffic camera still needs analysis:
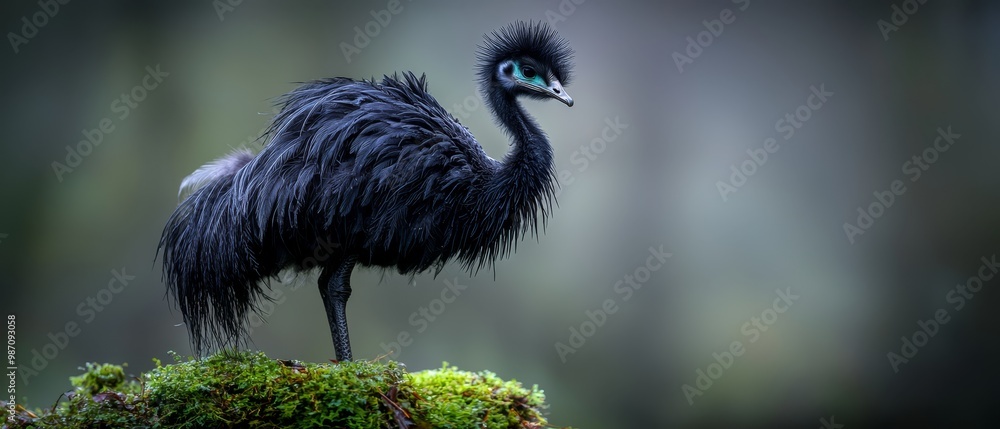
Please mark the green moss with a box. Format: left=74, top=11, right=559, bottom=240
left=2, top=352, right=560, bottom=429
left=405, top=363, right=548, bottom=429
left=69, top=363, right=131, bottom=396
left=5, top=362, right=151, bottom=428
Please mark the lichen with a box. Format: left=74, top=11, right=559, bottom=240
left=2, top=352, right=559, bottom=429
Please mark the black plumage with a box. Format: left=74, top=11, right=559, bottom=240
left=158, top=21, right=574, bottom=361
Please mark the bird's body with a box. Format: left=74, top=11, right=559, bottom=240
left=243, top=74, right=534, bottom=274
left=159, top=22, right=574, bottom=361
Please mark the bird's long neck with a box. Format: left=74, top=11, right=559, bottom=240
left=488, top=89, right=554, bottom=185
left=463, top=88, right=555, bottom=267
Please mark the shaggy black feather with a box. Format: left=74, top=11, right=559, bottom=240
left=158, top=21, right=574, bottom=357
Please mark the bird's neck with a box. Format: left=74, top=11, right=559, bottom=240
left=460, top=89, right=555, bottom=267
left=486, top=88, right=556, bottom=193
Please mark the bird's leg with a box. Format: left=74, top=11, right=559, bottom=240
left=318, top=256, right=357, bottom=361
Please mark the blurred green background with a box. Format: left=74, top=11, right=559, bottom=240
left=2, top=0, right=999, bottom=426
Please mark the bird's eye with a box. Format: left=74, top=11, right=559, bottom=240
left=521, top=66, right=536, bottom=79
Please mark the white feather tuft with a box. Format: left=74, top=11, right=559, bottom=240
left=178, top=148, right=256, bottom=200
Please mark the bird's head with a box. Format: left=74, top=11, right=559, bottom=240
left=478, top=21, right=574, bottom=107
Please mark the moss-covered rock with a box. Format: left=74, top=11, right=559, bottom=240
left=2, top=351, right=558, bottom=429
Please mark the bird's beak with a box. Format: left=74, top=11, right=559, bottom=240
left=546, top=78, right=574, bottom=107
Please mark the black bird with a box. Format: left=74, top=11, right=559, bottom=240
left=158, top=21, right=574, bottom=361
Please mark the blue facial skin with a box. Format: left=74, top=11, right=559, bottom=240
left=512, top=61, right=548, bottom=89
